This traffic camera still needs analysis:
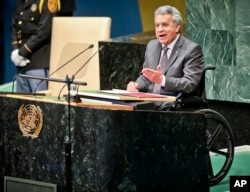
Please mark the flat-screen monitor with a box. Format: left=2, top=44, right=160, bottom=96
left=4, top=176, right=57, bottom=192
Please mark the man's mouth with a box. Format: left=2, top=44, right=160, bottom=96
left=159, top=34, right=166, bottom=38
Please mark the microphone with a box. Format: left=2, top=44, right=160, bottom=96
left=73, top=45, right=104, bottom=77
left=33, top=44, right=94, bottom=95
left=18, top=73, right=87, bottom=100
left=58, top=84, right=67, bottom=100
left=61, top=45, right=105, bottom=101
left=9, top=74, right=45, bottom=96
left=50, top=44, right=94, bottom=76
left=18, top=74, right=87, bottom=85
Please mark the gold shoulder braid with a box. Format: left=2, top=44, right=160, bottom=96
left=39, top=0, right=60, bottom=14
left=18, top=104, right=43, bottom=139
left=39, top=0, right=44, bottom=14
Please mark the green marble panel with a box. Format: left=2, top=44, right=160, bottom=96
left=206, top=65, right=250, bottom=103
left=236, top=28, right=250, bottom=67
left=236, top=0, right=250, bottom=67
left=206, top=65, right=238, bottom=101
left=186, top=0, right=250, bottom=103
left=236, top=67, right=250, bottom=102
left=202, top=30, right=235, bottom=66
left=235, top=0, right=250, bottom=28
left=186, top=0, right=235, bottom=31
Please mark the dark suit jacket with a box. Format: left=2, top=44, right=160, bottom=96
left=136, top=35, right=204, bottom=96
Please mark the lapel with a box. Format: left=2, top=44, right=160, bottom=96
left=156, top=42, right=162, bottom=68
left=153, top=41, right=162, bottom=69
left=163, top=35, right=183, bottom=73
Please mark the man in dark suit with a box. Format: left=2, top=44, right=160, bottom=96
left=10, top=0, right=59, bottom=92
left=127, top=5, right=204, bottom=103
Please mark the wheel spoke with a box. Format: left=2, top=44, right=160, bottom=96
left=207, top=123, right=223, bottom=147
left=198, top=109, right=235, bottom=186
left=209, top=148, right=230, bottom=157
left=208, top=156, right=214, bottom=177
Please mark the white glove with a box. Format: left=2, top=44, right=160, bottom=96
left=11, top=49, right=30, bottom=67
left=18, top=58, right=30, bottom=67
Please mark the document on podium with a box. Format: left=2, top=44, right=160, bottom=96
left=71, top=89, right=176, bottom=102
left=100, top=89, right=171, bottom=98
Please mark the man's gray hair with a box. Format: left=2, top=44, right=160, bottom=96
left=154, top=5, right=182, bottom=26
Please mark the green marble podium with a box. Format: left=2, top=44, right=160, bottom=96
left=0, top=95, right=209, bottom=192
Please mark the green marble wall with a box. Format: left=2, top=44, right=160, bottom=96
left=186, top=0, right=250, bottom=103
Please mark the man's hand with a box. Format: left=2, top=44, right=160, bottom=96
left=11, top=49, right=30, bottom=67
left=127, top=81, right=139, bottom=92
left=142, top=65, right=163, bottom=84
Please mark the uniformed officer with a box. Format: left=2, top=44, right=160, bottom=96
left=10, top=0, right=60, bottom=93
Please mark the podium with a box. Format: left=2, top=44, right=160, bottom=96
left=0, top=94, right=209, bottom=192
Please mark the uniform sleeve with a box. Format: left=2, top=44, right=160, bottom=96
left=11, top=11, right=19, bottom=51
left=19, top=0, right=58, bottom=57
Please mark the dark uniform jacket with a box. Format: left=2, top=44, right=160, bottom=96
left=11, top=0, right=59, bottom=71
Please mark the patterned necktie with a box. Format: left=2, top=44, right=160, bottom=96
left=152, top=47, right=169, bottom=95
left=159, top=47, right=169, bottom=72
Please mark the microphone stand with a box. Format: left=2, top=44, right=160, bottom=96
left=65, top=75, right=74, bottom=192
left=18, top=74, right=86, bottom=192
left=63, top=46, right=104, bottom=191
left=18, top=45, right=104, bottom=191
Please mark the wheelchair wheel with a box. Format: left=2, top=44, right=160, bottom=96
left=196, top=109, right=235, bottom=186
